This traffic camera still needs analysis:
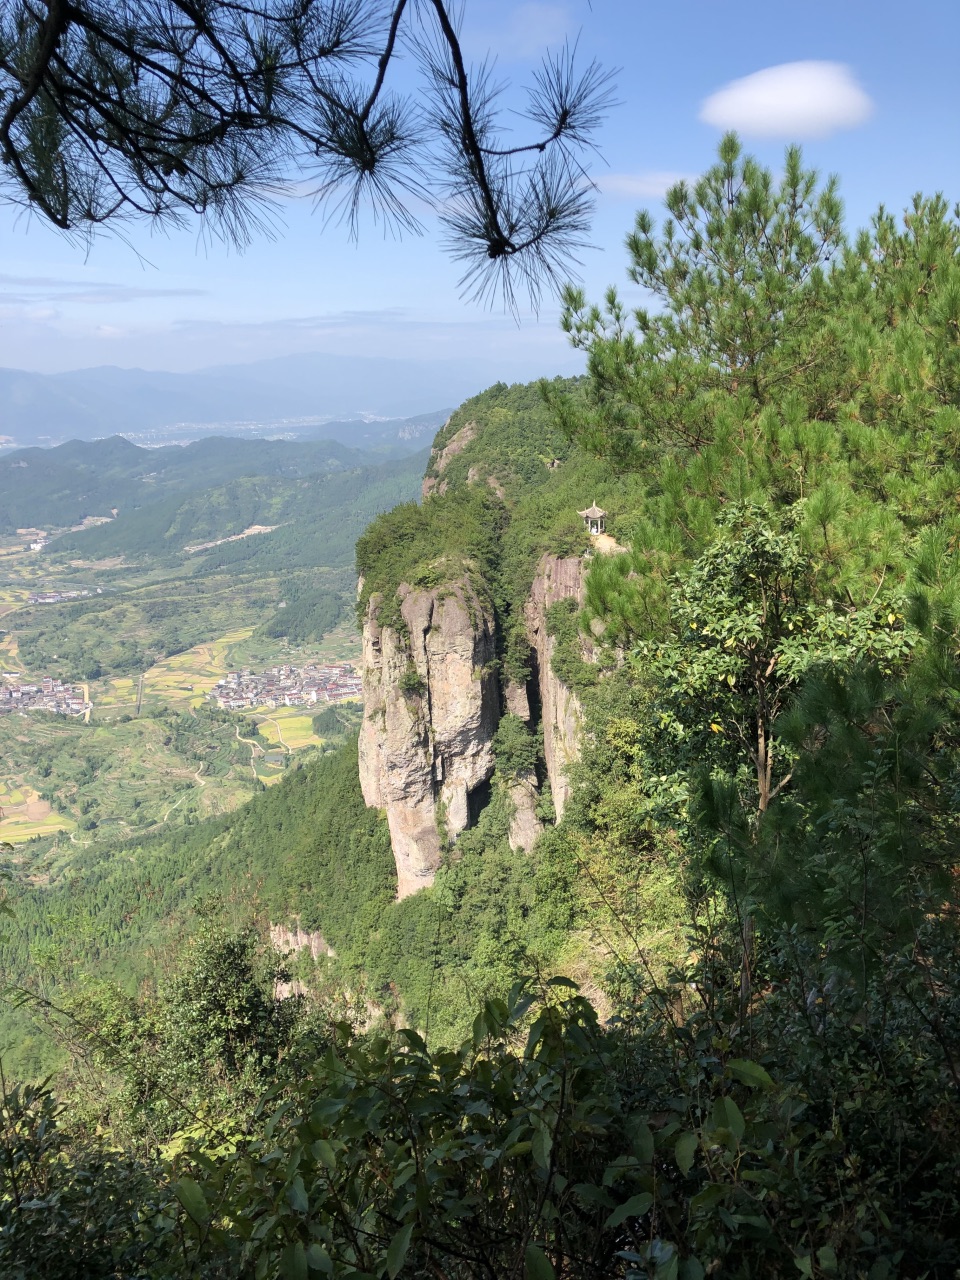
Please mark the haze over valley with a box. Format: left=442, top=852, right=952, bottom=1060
left=0, top=351, right=473, bottom=448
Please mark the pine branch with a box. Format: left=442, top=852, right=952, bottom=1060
left=0, top=0, right=613, bottom=306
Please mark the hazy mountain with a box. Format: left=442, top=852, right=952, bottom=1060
left=0, top=351, right=483, bottom=447
left=0, top=433, right=375, bottom=532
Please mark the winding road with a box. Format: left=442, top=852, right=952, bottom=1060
left=235, top=724, right=263, bottom=779
left=259, top=716, right=291, bottom=754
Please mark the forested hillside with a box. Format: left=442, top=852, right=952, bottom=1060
left=4, top=138, right=960, bottom=1278
left=5, top=448, right=425, bottom=680
left=0, top=434, right=406, bottom=536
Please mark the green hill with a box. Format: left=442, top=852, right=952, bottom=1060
left=57, top=449, right=427, bottom=563
left=6, top=448, right=426, bottom=680
left=0, top=434, right=370, bottom=533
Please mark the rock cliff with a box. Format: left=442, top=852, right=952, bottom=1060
left=421, top=421, right=476, bottom=498
left=270, top=922, right=334, bottom=960
left=359, top=553, right=590, bottom=895
left=506, top=769, right=543, bottom=854
left=358, top=387, right=602, bottom=893
left=523, top=555, right=587, bottom=820
left=358, top=579, right=500, bottom=898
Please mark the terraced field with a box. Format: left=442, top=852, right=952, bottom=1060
left=99, top=626, right=258, bottom=713
left=0, top=781, right=73, bottom=843
left=255, top=710, right=319, bottom=752
left=0, top=707, right=264, bottom=847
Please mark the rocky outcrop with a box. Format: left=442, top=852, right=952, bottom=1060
left=422, top=421, right=476, bottom=498
left=271, top=923, right=334, bottom=999
left=504, top=677, right=531, bottom=720
left=270, top=922, right=334, bottom=960
left=524, top=555, right=587, bottom=821
left=358, top=545, right=594, bottom=892
left=507, top=769, right=543, bottom=853
left=358, top=578, right=499, bottom=898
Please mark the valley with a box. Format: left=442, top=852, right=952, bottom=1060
left=0, top=438, right=419, bottom=863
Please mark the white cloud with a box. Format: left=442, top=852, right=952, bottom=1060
left=700, top=62, right=874, bottom=139
left=0, top=305, right=584, bottom=377
left=596, top=171, right=693, bottom=200
left=0, top=273, right=205, bottom=305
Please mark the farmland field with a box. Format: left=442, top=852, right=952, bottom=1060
left=0, top=437, right=413, bottom=867
left=0, top=610, right=361, bottom=849
left=0, top=781, right=72, bottom=843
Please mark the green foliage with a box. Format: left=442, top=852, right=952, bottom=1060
left=545, top=598, right=599, bottom=697
left=424, top=380, right=578, bottom=493
left=356, top=485, right=506, bottom=630
left=551, top=146, right=960, bottom=656
left=311, top=703, right=361, bottom=740
left=0, top=1076, right=167, bottom=1279
left=492, top=713, right=539, bottom=779
left=164, top=985, right=637, bottom=1280
left=255, top=585, right=344, bottom=643
left=398, top=663, right=426, bottom=696
left=555, top=133, right=844, bottom=468
left=633, top=504, right=913, bottom=828
left=58, top=911, right=308, bottom=1137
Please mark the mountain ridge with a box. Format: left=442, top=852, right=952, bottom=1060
left=0, top=350, right=494, bottom=446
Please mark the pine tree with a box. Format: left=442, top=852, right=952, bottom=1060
left=549, top=134, right=845, bottom=467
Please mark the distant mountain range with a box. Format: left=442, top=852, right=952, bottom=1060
left=0, top=351, right=492, bottom=448
left=0, top=433, right=421, bottom=534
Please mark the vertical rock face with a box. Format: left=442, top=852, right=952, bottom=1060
left=358, top=579, right=499, bottom=898
left=421, top=422, right=476, bottom=498
left=359, top=552, right=591, bottom=892
left=507, top=769, right=543, bottom=853
left=270, top=922, right=334, bottom=960
left=524, top=554, right=586, bottom=821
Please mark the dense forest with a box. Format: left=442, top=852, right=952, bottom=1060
left=4, top=137, right=960, bottom=1277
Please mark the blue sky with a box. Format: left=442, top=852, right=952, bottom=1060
left=1, top=0, right=958, bottom=377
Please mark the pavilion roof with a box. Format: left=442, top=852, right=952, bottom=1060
left=578, top=503, right=606, bottom=519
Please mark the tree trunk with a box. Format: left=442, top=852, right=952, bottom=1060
left=740, top=715, right=771, bottom=1022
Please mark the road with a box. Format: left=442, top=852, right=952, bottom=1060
left=235, top=724, right=263, bottom=779
left=161, top=762, right=206, bottom=823
left=259, top=716, right=291, bottom=754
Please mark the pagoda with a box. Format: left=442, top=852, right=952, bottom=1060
left=578, top=502, right=606, bottom=536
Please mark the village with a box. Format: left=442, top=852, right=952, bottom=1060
left=28, top=587, right=101, bottom=605
left=0, top=674, right=90, bottom=717
left=208, top=661, right=362, bottom=711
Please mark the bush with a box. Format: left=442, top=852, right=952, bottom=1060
left=398, top=663, right=425, bottom=696
left=493, top=713, right=539, bottom=778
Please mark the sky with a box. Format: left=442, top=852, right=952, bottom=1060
left=1, top=0, right=959, bottom=378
